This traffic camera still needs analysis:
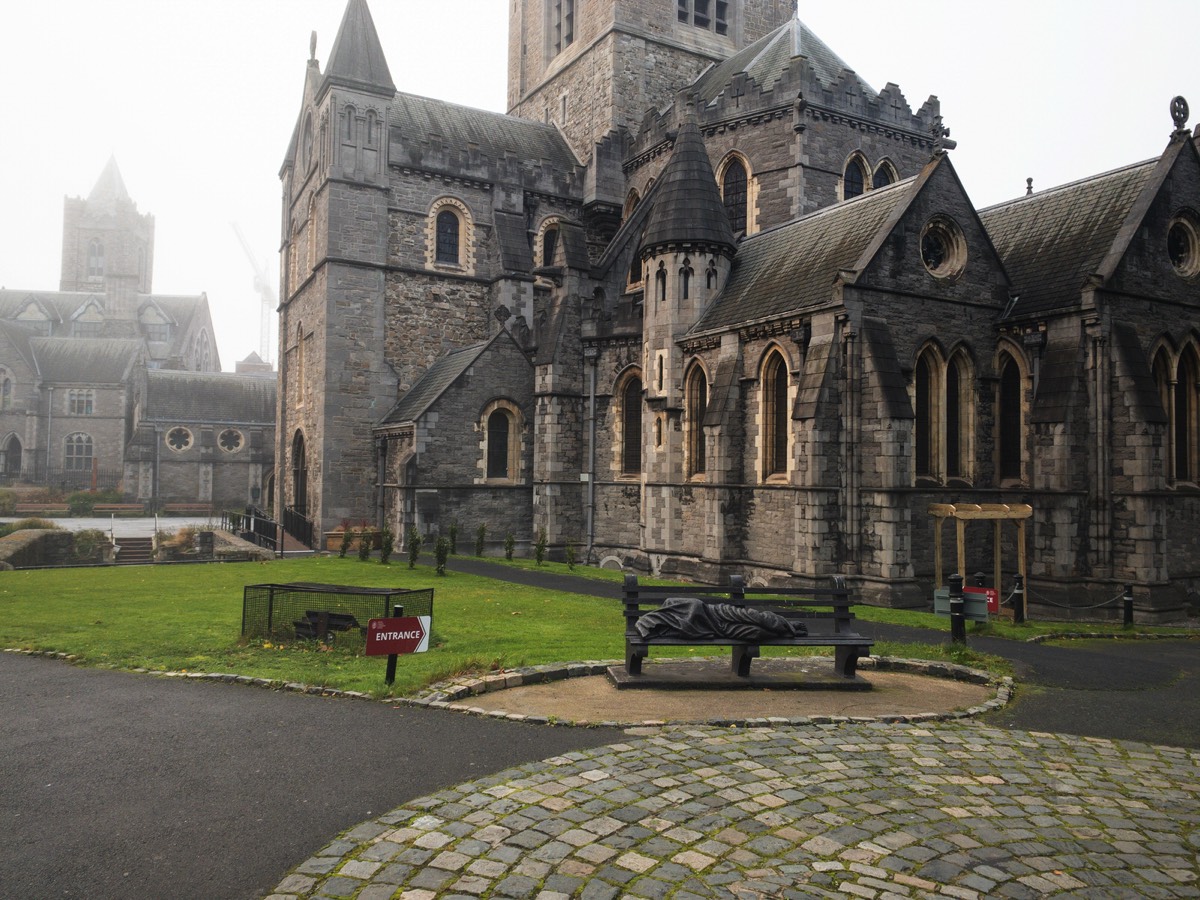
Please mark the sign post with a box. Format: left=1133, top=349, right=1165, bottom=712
left=367, top=604, right=430, bottom=684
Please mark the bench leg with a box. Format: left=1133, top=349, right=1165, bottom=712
left=731, top=644, right=759, bottom=677
left=626, top=642, right=647, bottom=676
left=834, top=645, right=865, bottom=679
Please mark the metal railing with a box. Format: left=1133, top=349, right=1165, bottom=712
left=224, top=506, right=282, bottom=556
left=283, top=505, right=315, bottom=550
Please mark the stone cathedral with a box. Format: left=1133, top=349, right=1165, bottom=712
left=278, top=0, right=1200, bottom=619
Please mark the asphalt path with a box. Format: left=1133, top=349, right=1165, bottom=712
left=0, top=653, right=622, bottom=900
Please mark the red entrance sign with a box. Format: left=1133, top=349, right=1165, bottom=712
left=963, top=586, right=1000, bottom=615
left=366, top=616, right=429, bottom=655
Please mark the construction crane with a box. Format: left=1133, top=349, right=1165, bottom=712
left=232, top=222, right=278, bottom=364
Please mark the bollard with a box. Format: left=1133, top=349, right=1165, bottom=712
left=384, top=602, right=405, bottom=685
left=1123, top=583, right=1134, bottom=628
left=949, top=573, right=966, bottom=644
left=1013, top=573, right=1025, bottom=625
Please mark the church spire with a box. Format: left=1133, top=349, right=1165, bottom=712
left=87, top=156, right=132, bottom=210
left=324, top=0, right=395, bottom=97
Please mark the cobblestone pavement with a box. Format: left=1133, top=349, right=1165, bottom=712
left=268, top=721, right=1200, bottom=899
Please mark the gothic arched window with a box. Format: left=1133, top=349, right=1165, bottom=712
left=843, top=157, right=866, bottom=200
left=686, top=365, right=708, bottom=478
left=621, top=376, right=642, bottom=475
left=87, top=240, right=104, bottom=279
left=655, top=262, right=667, bottom=302
left=436, top=210, right=460, bottom=265
left=997, top=354, right=1023, bottom=482
left=722, top=159, right=748, bottom=234
left=64, top=433, right=93, bottom=471
left=680, top=258, right=693, bottom=300
left=484, top=405, right=521, bottom=481
left=763, top=351, right=789, bottom=477
left=915, top=346, right=973, bottom=482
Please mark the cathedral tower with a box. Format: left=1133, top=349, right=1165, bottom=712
left=59, top=157, right=154, bottom=318
left=507, top=0, right=796, bottom=163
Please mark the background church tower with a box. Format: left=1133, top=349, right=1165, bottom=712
left=507, top=0, right=797, bottom=163
left=59, top=157, right=154, bottom=318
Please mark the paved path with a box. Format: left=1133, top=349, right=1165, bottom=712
left=4, top=557, right=1197, bottom=898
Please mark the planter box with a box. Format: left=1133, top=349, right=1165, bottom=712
left=324, top=530, right=382, bottom=552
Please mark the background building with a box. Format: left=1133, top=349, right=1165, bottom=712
left=0, top=159, right=275, bottom=510
left=278, top=0, right=1200, bottom=619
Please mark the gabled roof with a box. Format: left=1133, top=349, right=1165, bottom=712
left=641, top=121, right=735, bottom=253
left=391, top=93, right=580, bottom=173
left=0, top=320, right=38, bottom=371
left=692, top=18, right=875, bottom=106
left=142, top=370, right=276, bottom=425
left=979, top=158, right=1159, bottom=317
left=30, top=338, right=142, bottom=384
left=379, top=341, right=492, bottom=426
left=324, top=0, right=395, bottom=96
left=691, top=175, right=915, bottom=334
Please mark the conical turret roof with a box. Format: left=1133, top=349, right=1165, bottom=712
left=325, top=0, right=395, bottom=96
left=641, top=121, right=735, bottom=254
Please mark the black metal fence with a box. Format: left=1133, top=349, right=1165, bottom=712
left=283, top=505, right=315, bottom=549
left=224, top=507, right=280, bottom=555
left=10, top=463, right=124, bottom=491
left=241, top=582, right=434, bottom=644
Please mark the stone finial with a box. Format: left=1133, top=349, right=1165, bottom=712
left=310, top=31, right=318, bottom=61
left=1026, top=177, right=1033, bottom=197
left=1171, top=95, right=1189, bottom=132
left=930, top=115, right=956, bottom=153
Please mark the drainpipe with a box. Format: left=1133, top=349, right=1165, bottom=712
left=154, top=425, right=162, bottom=513
left=45, top=386, right=53, bottom=482
left=584, top=345, right=598, bottom=563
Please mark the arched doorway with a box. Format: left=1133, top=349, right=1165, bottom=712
left=1, top=434, right=21, bottom=480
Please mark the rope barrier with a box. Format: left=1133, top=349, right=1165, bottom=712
left=1022, top=587, right=1128, bottom=611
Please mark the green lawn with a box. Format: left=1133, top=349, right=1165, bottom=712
left=8, top=555, right=1175, bottom=697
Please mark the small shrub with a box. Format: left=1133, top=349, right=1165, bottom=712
left=379, top=524, right=394, bottom=565
left=0, top=489, right=16, bottom=516
left=407, top=526, right=423, bottom=569
left=68, top=488, right=124, bottom=516
left=475, top=523, right=487, bottom=557
left=357, top=530, right=372, bottom=561
left=504, top=532, right=515, bottom=561
left=339, top=525, right=353, bottom=559
left=534, top=527, right=548, bottom=566
left=565, top=542, right=576, bottom=570
left=448, top=521, right=458, bottom=555
left=435, top=536, right=451, bottom=575
left=74, top=529, right=109, bottom=562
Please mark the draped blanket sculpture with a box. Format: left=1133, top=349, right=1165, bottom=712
left=634, top=597, right=807, bottom=642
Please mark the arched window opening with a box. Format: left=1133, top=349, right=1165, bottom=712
left=621, top=377, right=642, bottom=475
left=915, top=353, right=934, bottom=478
left=687, top=366, right=708, bottom=477
left=87, top=240, right=105, bottom=279
left=64, top=433, right=93, bottom=472
left=1, top=373, right=12, bottom=411
left=844, top=157, right=866, bottom=200
left=680, top=259, right=693, bottom=300
left=2, top=434, right=21, bottom=476
left=291, top=431, right=308, bottom=514
left=722, top=159, right=747, bottom=234
left=706, top=259, right=718, bottom=290
left=873, top=162, right=896, bottom=189
left=945, top=359, right=963, bottom=478
left=541, top=226, right=559, bottom=267
left=344, top=105, right=356, bottom=142
left=655, top=262, right=667, bottom=302
left=487, top=409, right=512, bottom=479
left=628, top=251, right=643, bottom=287
left=436, top=210, right=460, bottom=265
left=764, top=352, right=789, bottom=477
left=1177, top=348, right=1199, bottom=482
left=997, top=356, right=1023, bottom=481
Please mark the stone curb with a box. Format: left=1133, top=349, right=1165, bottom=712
left=1025, top=630, right=1199, bottom=643
left=394, top=655, right=1015, bottom=728
left=3, top=647, right=1012, bottom=726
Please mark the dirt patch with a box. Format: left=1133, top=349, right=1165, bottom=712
left=462, top=669, right=992, bottom=724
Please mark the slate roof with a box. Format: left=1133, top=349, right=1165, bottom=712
left=391, top=93, right=579, bottom=173
left=30, top=338, right=142, bottom=384
left=0, top=289, right=96, bottom=324
left=142, top=370, right=276, bottom=424
left=691, top=176, right=915, bottom=334
left=494, top=210, right=533, bottom=273
left=324, top=0, right=395, bottom=95
left=692, top=18, right=875, bottom=105
left=379, top=341, right=491, bottom=425
left=641, top=121, right=735, bottom=253
left=979, top=159, right=1158, bottom=317
left=86, top=157, right=133, bottom=210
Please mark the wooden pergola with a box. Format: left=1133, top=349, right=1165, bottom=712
left=928, top=502, right=1032, bottom=592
